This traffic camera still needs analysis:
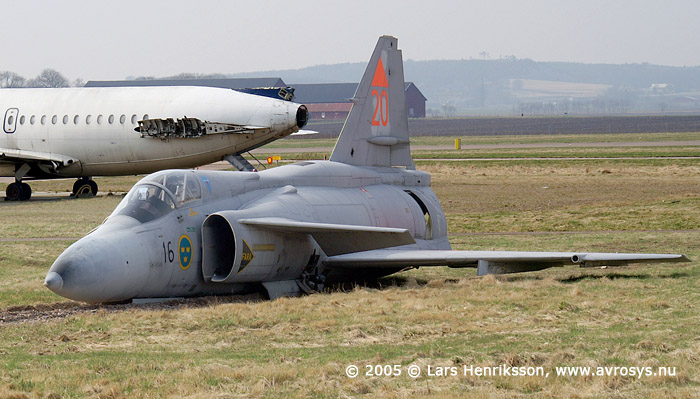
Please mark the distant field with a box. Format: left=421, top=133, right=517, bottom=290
left=252, top=131, right=700, bottom=163
left=1, top=133, right=699, bottom=398
left=509, top=79, right=611, bottom=99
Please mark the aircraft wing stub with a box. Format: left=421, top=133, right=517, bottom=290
left=138, top=117, right=267, bottom=139
left=239, top=217, right=415, bottom=256
left=0, top=147, right=79, bottom=166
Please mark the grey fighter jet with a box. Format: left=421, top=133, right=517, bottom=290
left=45, top=36, right=689, bottom=303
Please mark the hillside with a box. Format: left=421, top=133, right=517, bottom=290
left=230, top=59, right=700, bottom=115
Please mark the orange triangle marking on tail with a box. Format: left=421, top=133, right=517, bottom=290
left=371, top=57, right=389, bottom=88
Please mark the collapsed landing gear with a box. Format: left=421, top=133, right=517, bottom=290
left=5, top=181, right=32, bottom=201
left=299, top=252, right=326, bottom=294
left=72, top=178, right=98, bottom=197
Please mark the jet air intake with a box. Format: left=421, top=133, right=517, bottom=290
left=202, top=214, right=237, bottom=282
left=202, top=211, right=316, bottom=284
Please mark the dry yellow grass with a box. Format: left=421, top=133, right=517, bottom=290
left=3, top=251, right=699, bottom=398
left=425, top=162, right=700, bottom=234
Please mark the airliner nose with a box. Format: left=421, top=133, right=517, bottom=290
left=296, top=105, right=308, bottom=129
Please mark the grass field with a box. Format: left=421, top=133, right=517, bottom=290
left=1, top=133, right=699, bottom=398
left=252, top=131, right=700, bottom=162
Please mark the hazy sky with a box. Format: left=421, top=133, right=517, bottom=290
left=2, top=0, right=699, bottom=81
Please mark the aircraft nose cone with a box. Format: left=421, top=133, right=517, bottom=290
left=44, top=271, right=63, bottom=291
left=46, top=232, right=150, bottom=303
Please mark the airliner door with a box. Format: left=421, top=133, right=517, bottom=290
left=3, top=108, right=19, bottom=134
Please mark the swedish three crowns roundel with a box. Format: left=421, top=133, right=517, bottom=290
left=179, top=235, right=193, bottom=270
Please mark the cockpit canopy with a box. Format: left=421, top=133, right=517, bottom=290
left=109, top=170, right=202, bottom=224
left=145, top=170, right=202, bottom=205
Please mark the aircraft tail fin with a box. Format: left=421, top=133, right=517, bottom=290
left=329, top=36, right=414, bottom=169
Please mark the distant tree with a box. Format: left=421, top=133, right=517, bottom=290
left=26, top=68, right=69, bottom=88
left=72, top=78, right=85, bottom=87
left=442, top=103, right=456, bottom=117
left=0, top=71, right=26, bottom=88
left=427, top=108, right=441, bottom=118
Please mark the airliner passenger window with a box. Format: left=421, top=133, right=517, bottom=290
left=62, top=115, right=68, bottom=124
left=73, top=115, right=79, bottom=124
left=109, top=115, right=114, bottom=124
left=120, top=114, right=126, bottom=124
left=51, top=115, right=57, bottom=124
left=19, top=116, right=25, bottom=125
left=97, top=115, right=103, bottom=124
left=41, top=116, right=46, bottom=125
left=30, top=116, right=35, bottom=125
left=131, top=114, right=137, bottom=124
left=86, top=115, right=92, bottom=124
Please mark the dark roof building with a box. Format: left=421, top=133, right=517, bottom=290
left=404, top=82, right=427, bottom=118
left=291, top=83, right=358, bottom=103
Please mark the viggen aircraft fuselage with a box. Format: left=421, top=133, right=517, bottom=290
left=45, top=36, right=689, bottom=303
left=1, top=86, right=308, bottom=200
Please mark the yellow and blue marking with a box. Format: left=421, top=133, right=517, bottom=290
left=179, top=234, right=193, bottom=270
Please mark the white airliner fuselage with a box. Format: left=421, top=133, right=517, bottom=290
left=1, top=86, right=308, bottom=200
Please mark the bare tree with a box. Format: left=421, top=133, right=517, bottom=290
left=167, top=72, right=227, bottom=80
left=0, top=71, right=26, bottom=88
left=442, top=103, right=456, bottom=117
left=26, top=68, right=69, bottom=88
left=72, top=77, right=85, bottom=87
